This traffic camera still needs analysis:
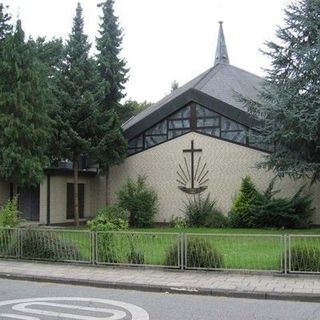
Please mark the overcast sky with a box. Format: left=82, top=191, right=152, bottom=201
left=3, top=0, right=289, bottom=103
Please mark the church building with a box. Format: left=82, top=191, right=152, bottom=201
left=107, top=22, right=320, bottom=224
left=1, top=22, right=319, bottom=225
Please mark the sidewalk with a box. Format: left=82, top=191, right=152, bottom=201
left=0, top=260, right=320, bottom=302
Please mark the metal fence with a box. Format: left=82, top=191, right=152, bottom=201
left=0, top=228, right=320, bottom=274
left=288, top=235, right=320, bottom=274
left=184, top=233, right=284, bottom=272
left=0, top=228, right=19, bottom=259
left=95, top=231, right=181, bottom=268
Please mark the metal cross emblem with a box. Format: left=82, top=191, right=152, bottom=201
left=177, top=140, right=209, bottom=194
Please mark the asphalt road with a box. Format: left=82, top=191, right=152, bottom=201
left=0, top=279, right=319, bottom=320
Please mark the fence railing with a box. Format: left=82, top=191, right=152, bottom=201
left=95, top=231, right=181, bottom=268
left=288, top=235, right=320, bottom=274
left=0, top=227, right=319, bottom=274
left=184, top=233, right=284, bottom=272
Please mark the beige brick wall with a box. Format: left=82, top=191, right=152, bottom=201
left=40, top=174, right=106, bottom=225
left=109, top=132, right=320, bottom=224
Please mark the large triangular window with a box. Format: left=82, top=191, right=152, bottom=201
left=127, top=103, right=270, bottom=155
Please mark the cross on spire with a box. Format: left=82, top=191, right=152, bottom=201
left=214, top=21, right=229, bottom=66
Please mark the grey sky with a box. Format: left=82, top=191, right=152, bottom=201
left=3, top=0, right=289, bottom=103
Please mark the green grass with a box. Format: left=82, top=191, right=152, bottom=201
left=11, top=226, right=320, bottom=270
left=129, top=227, right=320, bottom=235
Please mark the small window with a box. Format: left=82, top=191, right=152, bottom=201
left=197, top=117, right=219, bottom=128
left=221, top=117, right=245, bottom=131
left=145, top=135, right=167, bottom=148
left=221, top=131, right=247, bottom=144
left=168, top=119, right=190, bottom=129
left=168, top=129, right=190, bottom=139
left=67, top=183, right=85, bottom=219
left=198, top=127, right=220, bottom=137
left=128, top=135, right=143, bottom=149
left=128, top=135, right=143, bottom=155
left=145, top=120, right=167, bottom=135
left=196, top=105, right=218, bottom=117
left=169, top=105, right=191, bottom=119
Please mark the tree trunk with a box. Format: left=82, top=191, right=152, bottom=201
left=73, top=158, right=79, bottom=227
left=9, top=183, right=14, bottom=200
left=105, top=167, right=109, bottom=207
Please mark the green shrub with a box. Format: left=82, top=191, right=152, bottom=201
left=20, top=230, right=83, bottom=261
left=88, top=205, right=129, bottom=264
left=184, top=194, right=227, bottom=228
left=118, top=175, right=158, bottom=227
left=289, top=244, right=320, bottom=272
left=229, top=176, right=259, bottom=227
left=0, top=197, right=20, bottom=228
left=169, top=216, right=188, bottom=229
left=250, top=184, right=314, bottom=228
left=87, top=204, right=129, bottom=232
left=230, top=177, right=314, bottom=228
left=165, top=237, right=224, bottom=269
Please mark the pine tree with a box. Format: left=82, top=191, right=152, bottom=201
left=96, top=0, right=128, bottom=113
left=246, top=0, right=320, bottom=183
left=0, top=3, right=12, bottom=42
left=0, top=20, right=50, bottom=187
left=56, top=3, right=99, bottom=226
left=30, top=37, right=65, bottom=165
left=93, top=0, right=129, bottom=204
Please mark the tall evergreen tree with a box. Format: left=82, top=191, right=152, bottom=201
left=0, top=3, right=12, bottom=42
left=56, top=3, right=99, bottom=226
left=246, top=0, right=320, bottom=183
left=96, top=0, right=128, bottom=113
left=30, top=37, right=65, bottom=164
left=0, top=20, right=50, bottom=187
left=93, top=0, right=129, bottom=203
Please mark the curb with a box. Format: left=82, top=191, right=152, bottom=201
left=0, top=272, right=319, bottom=303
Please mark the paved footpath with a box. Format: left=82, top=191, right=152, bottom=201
left=0, top=260, right=320, bottom=302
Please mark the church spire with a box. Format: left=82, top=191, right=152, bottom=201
left=214, top=21, right=229, bottom=65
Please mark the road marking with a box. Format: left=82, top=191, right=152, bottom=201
left=0, top=297, right=149, bottom=320
left=0, top=315, right=39, bottom=320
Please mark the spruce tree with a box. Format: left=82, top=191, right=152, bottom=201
left=30, top=37, right=65, bottom=164
left=246, top=0, right=320, bottom=184
left=96, top=0, right=128, bottom=113
left=56, top=3, right=99, bottom=226
left=0, top=3, right=12, bottom=42
left=0, top=20, right=50, bottom=187
left=93, top=0, right=129, bottom=204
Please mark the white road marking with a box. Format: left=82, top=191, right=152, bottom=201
left=0, top=297, right=149, bottom=320
left=0, top=314, right=39, bottom=320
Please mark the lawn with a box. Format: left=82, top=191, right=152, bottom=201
left=59, top=226, right=320, bottom=271
left=2, top=226, right=319, bottom=272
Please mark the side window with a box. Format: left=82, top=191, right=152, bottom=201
left=220, top=116, right=247, bottom=144
left=66, top=183, right=84, bottom=219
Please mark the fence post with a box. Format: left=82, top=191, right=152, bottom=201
left=91, top=231, right=96, bottom=265
left=180, top=233, right=184, bottom=270
left=17, top=228, right=22, bottom=259
left=184, top=233, right=187, bottom=270
left=284, top=234, right=288, bottom=274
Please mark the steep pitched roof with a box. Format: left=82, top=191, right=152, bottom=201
left=123, top=63, right=263, bottom=139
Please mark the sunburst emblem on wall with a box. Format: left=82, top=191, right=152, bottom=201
left=176, top=140, right=209, bottom=194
